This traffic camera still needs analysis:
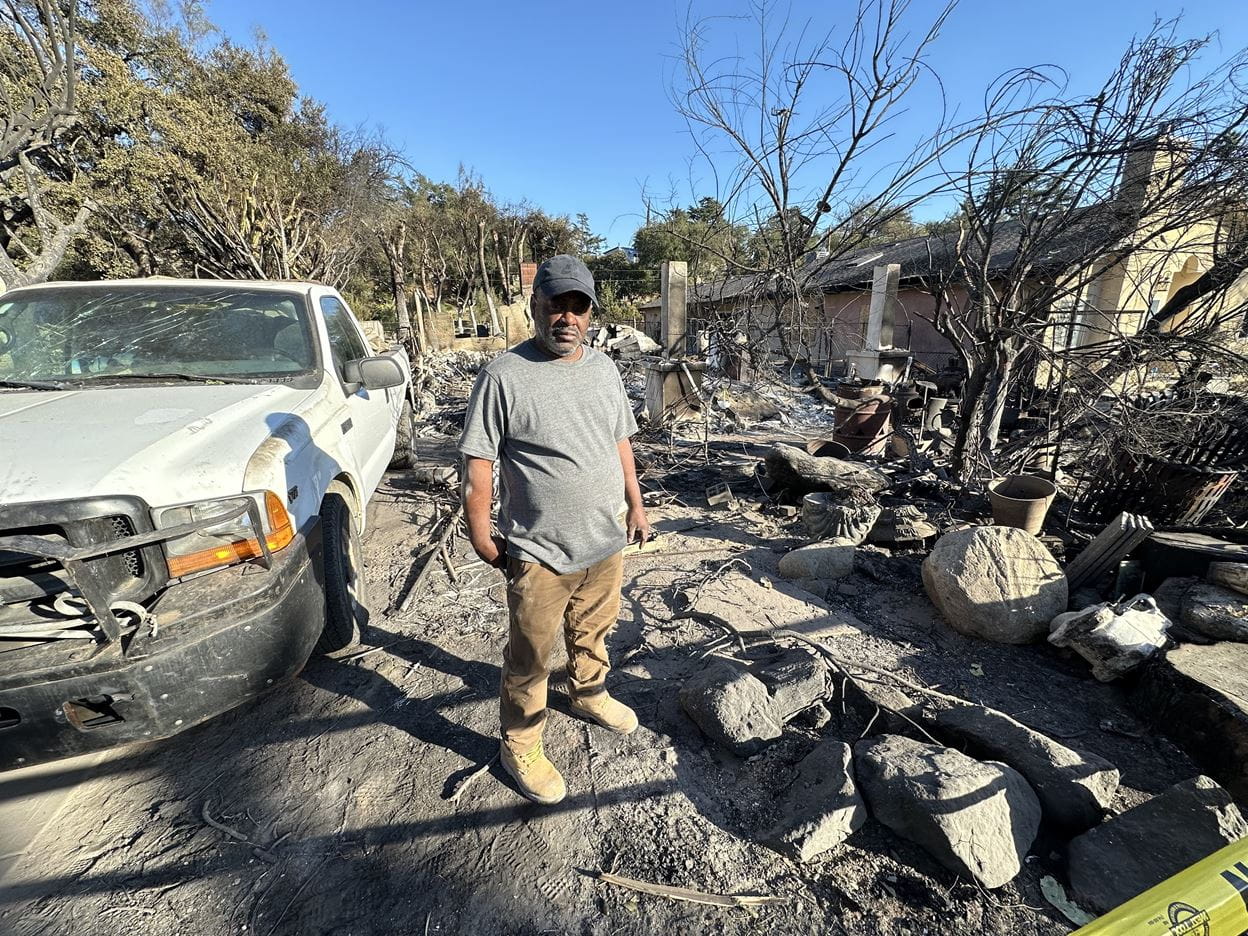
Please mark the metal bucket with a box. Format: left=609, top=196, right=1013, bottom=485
left=989, top=475, right=1057, bottom=535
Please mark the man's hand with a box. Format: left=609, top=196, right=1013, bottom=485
left=618, top=439, right=650, bottom=547
left=626, top=504, right=651, bottom=546
left=472, top=533, right=509, bottom=570
left=463, top=455, right=507, bottom=570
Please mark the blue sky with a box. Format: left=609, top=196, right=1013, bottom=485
left=206, top=0, right=1247, bottom=245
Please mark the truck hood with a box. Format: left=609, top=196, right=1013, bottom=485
left=0, top=384, right=319, bottom=507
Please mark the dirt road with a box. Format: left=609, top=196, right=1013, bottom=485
left=0, top=432, right=1199, bottom=935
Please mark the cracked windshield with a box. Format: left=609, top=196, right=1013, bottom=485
left=0, top=286, right=313, bottom=383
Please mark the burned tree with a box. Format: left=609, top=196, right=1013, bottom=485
left=921, top=22, right=1248, bottom=479
left=670, top=0, right=975, bottom=371
left=0, top=0, right=89, bottom=287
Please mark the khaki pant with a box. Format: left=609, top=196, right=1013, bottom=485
left=501, top=550, right=624, bottom=750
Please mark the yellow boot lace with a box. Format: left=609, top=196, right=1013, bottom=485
left=514, top=740, right=546, bottom=772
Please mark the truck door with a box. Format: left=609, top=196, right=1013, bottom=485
left=319, top=294, right=396, bottom=497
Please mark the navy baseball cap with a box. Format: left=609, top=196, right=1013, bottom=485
left=533, top=254, right=599, bottom=308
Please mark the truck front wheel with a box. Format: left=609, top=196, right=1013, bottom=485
left=388, top=400, right=416, bottom=470
left=314, top=492, right=368, bottom=655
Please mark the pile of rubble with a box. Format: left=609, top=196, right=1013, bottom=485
left=655, top=410, right=1248, bottom=919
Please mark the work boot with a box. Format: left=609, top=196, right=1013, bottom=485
left=500, top=739, right=566, bottom=805
left=570, top=692, right=639, bottom=735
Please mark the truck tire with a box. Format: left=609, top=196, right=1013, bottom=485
left=388, top=400, right=416, bottom=470
left=314, top=492, right=368, bottom=656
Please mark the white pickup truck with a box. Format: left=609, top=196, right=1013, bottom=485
left=0, top=278, right=417, bottom=768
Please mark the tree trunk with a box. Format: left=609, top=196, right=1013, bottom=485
left=493, top=230, right=512, bottom=304
left=417, top=267, right=436, bottom=351
left=979, top=346, right=1016, bottom=461
left=478, top=220, right=502, bottom=334
left=503, top=227, right=519, bottom=298
left=950, top=343, right=1018, bottom=480
left=517, top=227, right=529, bottom=271
left=383, top=223, right=412, bottom=343
left=951, top=360, right=990, bottom=480
left=410, top=283, right=429, bottom=355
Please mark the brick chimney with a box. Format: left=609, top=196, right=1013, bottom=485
left=1115, top=131, right=1188, bottom=214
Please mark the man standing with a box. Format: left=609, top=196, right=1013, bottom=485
left=458, top=254, right=650, bottom=805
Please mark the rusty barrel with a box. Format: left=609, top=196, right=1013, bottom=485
left=833, top=395, right=893, bottom=455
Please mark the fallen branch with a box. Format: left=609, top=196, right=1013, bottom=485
left=775, top=629, right=972, bottom=709
left=445, top=753, right=499, bottom=804
left=201, top=801, right=278, bottom=863
left=398, top=505, right=464, bottom=612
left=440, top=542, right=460, bottom=583
left=671, top=610, right=747, bottom=655
left=587, top=870, right=789, bottom=908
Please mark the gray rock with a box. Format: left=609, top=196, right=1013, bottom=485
left=1135, top=643, right=1248, bottom=802
left=922, top=526, right=1068, bottom=643
left=750, top=646, right=830, bottom=720
left=679, top=662, right=784, bottom=756
left=1181, top=583, right=1248, bottom=642
left=765, top=741, right=867, bottom=862
left=1068, top=776, right=1248, bottom=915
left=935, top=704, right=1119, bottom=834
left=715, top=387, right=781, bottom=423
left=854, top=735, right=1041, bottom=889
left=778, top=539, right=856, bottom=583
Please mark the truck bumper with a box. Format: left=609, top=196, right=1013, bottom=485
left=0, top=522, right=325, bottom=770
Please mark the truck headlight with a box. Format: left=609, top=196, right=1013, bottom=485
left=154, top=491, right=294, bottom=578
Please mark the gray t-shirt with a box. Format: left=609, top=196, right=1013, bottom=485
left=458, top=339, right=639, bottom=573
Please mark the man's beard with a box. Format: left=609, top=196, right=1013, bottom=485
left=541, top=326, right=582, bottom=356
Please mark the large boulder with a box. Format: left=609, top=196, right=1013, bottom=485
left=679, top=662, right=784, bottom=756
left=854, top=735, right=1041, bottom=889
left=778, top=539, right=856, bottom=584
left=764, top=741, right=867, bottom=862
left=935, top=704, right=1118, bottom=834
left=921, top=526, right=1067, bottom=643
left=1067, top=776, right=1248, bottom=915
left=1181, top=583, right=1248, bottom=642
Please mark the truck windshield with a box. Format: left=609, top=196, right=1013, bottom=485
left=0, top=285, right=316, bottom=384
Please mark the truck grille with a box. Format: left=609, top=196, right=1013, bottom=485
left=109, top=516, right=143, bottom=578
left=0, top=498, right=162, bottom=612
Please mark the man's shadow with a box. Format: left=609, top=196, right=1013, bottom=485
left=301, top=625, right=501, bottom=795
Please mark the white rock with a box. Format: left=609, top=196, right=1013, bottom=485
left=922, top=526, right=1067, bottom=643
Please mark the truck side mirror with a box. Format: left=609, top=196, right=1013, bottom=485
left=345, top=355, right=405, bottom=391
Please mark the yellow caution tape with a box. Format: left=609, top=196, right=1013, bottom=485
left=1073, top=837, right=1248, bottom=935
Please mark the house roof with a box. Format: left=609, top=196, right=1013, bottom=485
left=639, top=203, right=1130, bottom=308
left=812, top=207, right=1124, bottom=291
